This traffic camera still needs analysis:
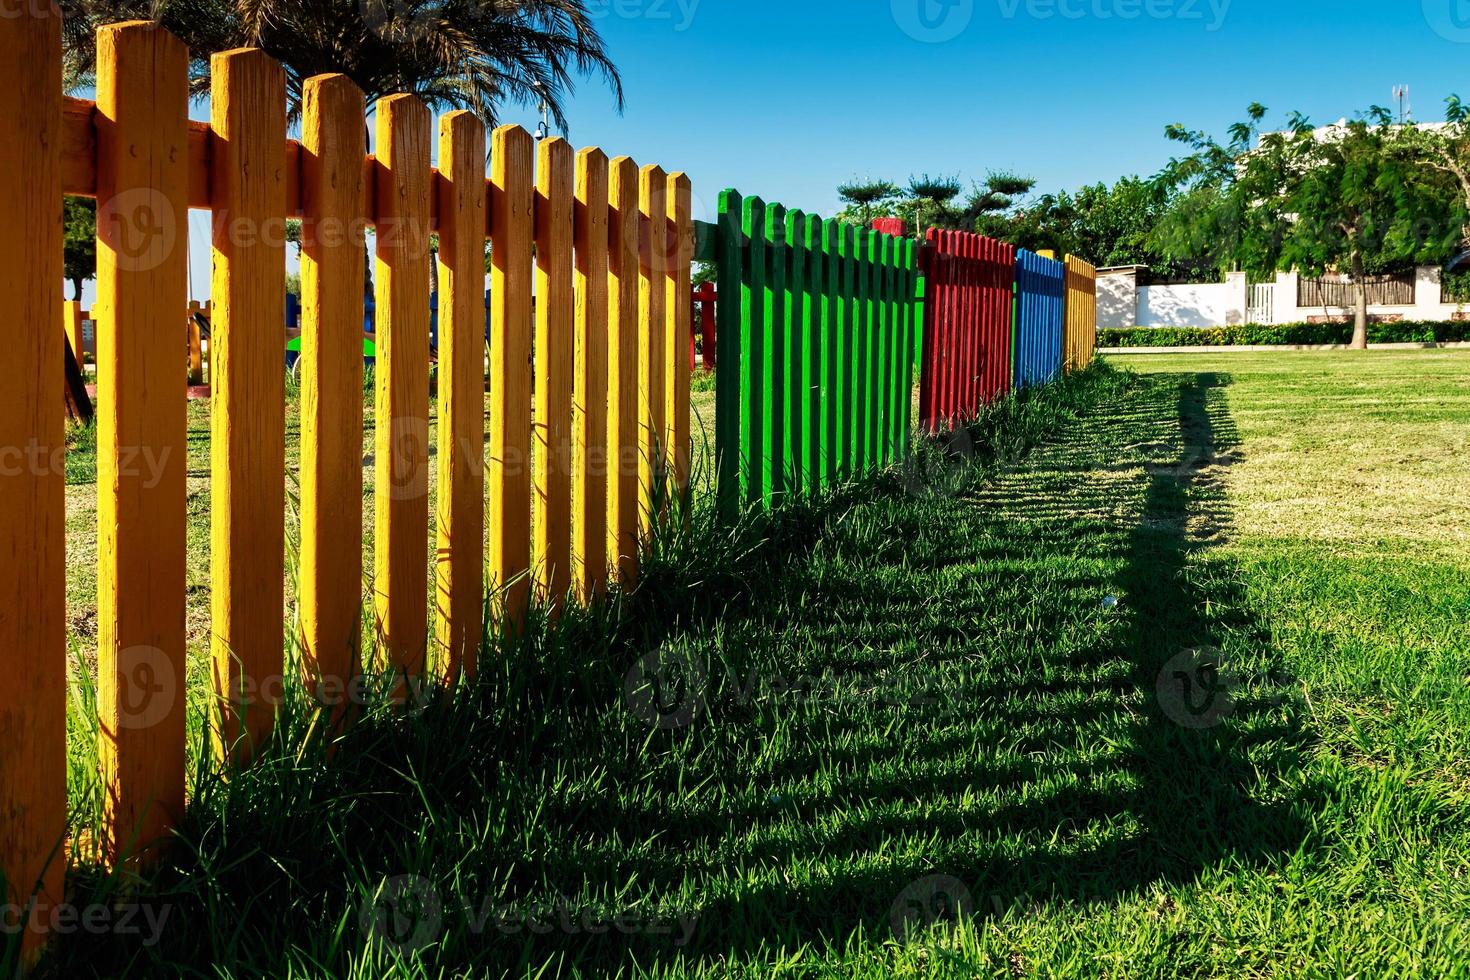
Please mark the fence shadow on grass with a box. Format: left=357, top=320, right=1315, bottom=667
left=41, top=369, right=1316, bottom=979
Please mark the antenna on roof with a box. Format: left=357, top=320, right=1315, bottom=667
left=1394, top=85, right=1411, bottom=124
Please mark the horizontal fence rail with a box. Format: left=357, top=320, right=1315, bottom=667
left=1014, top=249, right=1065, bottom=389
left=713, top=193, right=918, bottom=517
left=919, top=230, right=1016, bottom=431
left=1064, top=255, right=1099, bottom=371
left=2, top=18, right=693, bottom=960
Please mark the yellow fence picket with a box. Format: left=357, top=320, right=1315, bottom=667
left=534, top=138, right=575, bottom=610
left=298, top=73, right=367, bottom=714
left=209, top=48, right=288, bottom=763
left=0, top=6, right=65, bottom=960
left=666, top=173, right=694, bottom=495
left=434, top=111, right=487, bottom=682
left=64, top=300, right=85, bottom=364
left=606, top=157, right=641, bottom=584
left=638, top=165, right=668, bottom=533
left=1064, top=255, right=1097, bottom=371
left=373, top=95, right=432, bottom=677
left=574, top=148, right=610, bottom=601
left=489, top=125, right=534, bottom=626
left=94, top=21, right=190, bottom=865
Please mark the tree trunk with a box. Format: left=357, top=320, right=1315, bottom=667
left=1350, top=252, right=1369, bottom=350
left=70, top=277, right=83, bottom=301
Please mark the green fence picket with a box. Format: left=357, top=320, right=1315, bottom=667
left=716, top=189, right=743, bottom=520
left=714, top=194, right=923, bottom=514
left=741, top=196, right=765, bottom=508
left=823, top=218, right=840, bottom=486
left=800, top=213, right=821, bottom=490
left=763, top=204, right=786, bottom=504
left=785, top=209, right=805, bottom=496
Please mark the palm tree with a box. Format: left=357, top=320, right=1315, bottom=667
left=59, top=0, right=622, bottom=124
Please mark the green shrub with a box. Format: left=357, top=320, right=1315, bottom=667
left=1099, top=321, right=1470, bottom=348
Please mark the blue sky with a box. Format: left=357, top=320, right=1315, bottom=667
left=95, top=0, right=1470, bottom=302
left=529, top=0, right=1470, bottom=223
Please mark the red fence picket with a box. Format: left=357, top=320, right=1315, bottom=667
left=871, top=217, right=906, bottom=237
left=692, top=281, right=716, bottom=371
left=919, top=229, right=1015, bottom=432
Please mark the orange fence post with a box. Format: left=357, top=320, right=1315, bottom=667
left=606, top=157, right=641, bottom=585
left=64, top=299, right=85, bottom=364
left=0, top=5, right=66, bottom=961
left=573, top=147, right=610, bottom=602
left=94, top=20, right=190, bottom=867
left=638, top=165, right=668, bottom=532
left=489, top=125, right=534, bottom=626
left=533, top=137, right=574, bottom=611
left=209, top=47, right=288, bottom=764
left=666, top=172, right=694, bottom=496
left=434, top=110, right=487, bottom=682
left=298, top=73, right=367, bottom=715
left=372, top=95, right=432, bottom=678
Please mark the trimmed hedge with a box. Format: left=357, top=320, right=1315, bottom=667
left=1100, top=321, right=1470, bottom=348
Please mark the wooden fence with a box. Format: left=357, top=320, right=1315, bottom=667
left=1298, top=270, right=1416, bottom=308
left=1, top=17, right=692, bottom=957
left=712, top=192, right=919, bottom=517
left=1063, top=255, right=1098, bottom=370
left=1014, top=249, right=1065, bottom=389
left=919, top=230, right=1016, bottom=431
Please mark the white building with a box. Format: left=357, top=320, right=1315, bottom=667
left=1097, top=265, right=1470, bottom=329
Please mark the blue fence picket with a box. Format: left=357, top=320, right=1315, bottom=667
left=1013, top=249, right=1065, bottom=388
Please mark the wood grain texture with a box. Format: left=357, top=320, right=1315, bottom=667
left=434, top=111, right=486, bottom=681
left=666, top=172, right=693, bottom=498
left=489, top=125, right=534, bottom=624
left=94, top=20, right=190, bottom=866
left=298, top=73, right=367, bottom=716
left=637, top=165, right=668, bottom=529
left=209, top=48, right=288, bottom=764
left=0, top=6, right=65, bottom=958
left=534, top=137, right=574, bottom=610
left=606, top=158, right=641, bottom=582
left=573, top=148, right=610, bottom=600
left=373, top=95, right=432, bottom=677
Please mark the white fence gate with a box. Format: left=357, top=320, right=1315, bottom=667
left=1248, top=283, right=1275, bottom=325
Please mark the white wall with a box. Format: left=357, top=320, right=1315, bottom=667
left=1272, top=267, right=1470, bottom=324
left=1129, top=273, right=1248, bottom=328
left=1098, top=270, right=1137, bottom=329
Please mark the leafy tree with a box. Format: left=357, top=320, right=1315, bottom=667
left=1153, top=105, right=1459, bottom=348
left=59, top=0, right=621, bottom=125
left=836, top=179, right=901, bottom=227
left=1397, top=95, right=1470, bottom=254
left=905, top=174, right=963, bottom=238
left=63, top=197, right=96, bottom=301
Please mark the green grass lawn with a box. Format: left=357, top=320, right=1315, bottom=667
left=34, top=351, right=1470, bottom=978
